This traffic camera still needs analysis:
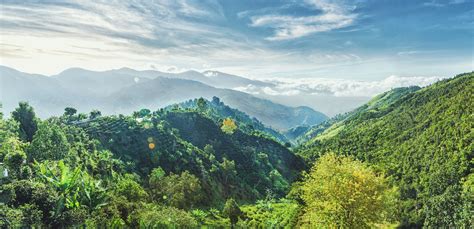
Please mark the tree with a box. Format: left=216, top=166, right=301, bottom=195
left=77, top=113, right=87, bottom=121
left=64, top=107, right=77, bottom=117
left=197, top=97, right=207, bottom=112
left=211, top=96, right=220, bottom=105
left=148, top=167, right=165, bottom=189
left=114, top=174, right=148, bottom=202
left=11, top=102, right=38, bottom=142
left=89, top=110, right=101, bottom=119
left=222, top=198, right=243, bottom=226
left=299, top=153, right=397, bottom=228
left=149, top=171, right=202, bottom=209
left=29, top=122, right=70, bottom=161
left=139, top=109, right=151, bottom=118
left=221, top=118, right=237, bottom=134
left=3, top=138, right=27, bottom=178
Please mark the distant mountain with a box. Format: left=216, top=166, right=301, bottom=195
left=0, top=66, right=82, bottom=116
left=88, top=67, right=272, bottom=89
left=297, top=72, right=473, bottom=227
left=0, top=66, right=327, bottom=130
left=52, top=68, right=152, bottom=97
left=108, top=76, right=327, bottom=130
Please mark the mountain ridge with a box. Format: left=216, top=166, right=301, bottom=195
left=0, top=65, right=327, bottom=130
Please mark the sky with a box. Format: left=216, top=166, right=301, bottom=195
left=0, top=0, right=472, bottom=80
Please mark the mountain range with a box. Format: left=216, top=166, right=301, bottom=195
left=0, top=66, right=327, bottom=130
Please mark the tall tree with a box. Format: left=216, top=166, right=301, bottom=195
left=64, top=107, right=77, bottom=117
left=89, top=110, right=102, bottom=119
left=28, top=122, right=70, bottom=161
left=11, top=102, right=38, bottom=142
left=300, top=153, right=397, bottom=228
left=197, top=97, right=207, bottom=112
left=223, top=198, right=243, bottom=226
left=221, top=118, right=237, bottom=134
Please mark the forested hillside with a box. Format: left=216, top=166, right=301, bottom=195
left=295, top=85, right=421, bottom=144
left=298, top=72, right=474, bottom=227
left=1, top=73, right=472, bottom=228
left=0, top=99, right=305, bottom=227
left=166, top=97, right=289, bottom=144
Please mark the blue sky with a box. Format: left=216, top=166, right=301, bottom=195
left=0, top=0, right=472, bottom=80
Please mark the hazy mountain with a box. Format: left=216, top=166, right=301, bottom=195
left=0, top=66, right=80, bottom=115
left=0, top=66, right=327, bottom=130
left=108, top=76, right=328, bottom=130
left=91, top=67, right=272, bottom=89
left=52, top=68, right=152, bottom=97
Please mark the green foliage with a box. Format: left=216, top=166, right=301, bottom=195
left=197, top=97, right=207, bottom=111
left=162, top=111, right=305, bottom=199
left=114, top=174, right=148, bottom=202
left=298, top=73, right=474, bottom=227
left=1, top=180, right=58, bottom=226
left=29, top=121, right=70, bottom=161
left=221, top=117, right=237, bottom=134
left=5, top=73, right=469, bottom=228
left=168, top=97, right=289, bottom=143
left=64, top=107, right=77, bottom=117
left=240, top=199, right=301, bottom=228
left=131, top=204, right=198, bottom=228
left=299, top=153, right=397, bottom=228
left=455, top=173, right=474, bottom=226
left=149, top=170, right=202, bottom=209
left=89, top=110, right=102, bottom=119
left=0, top=203, right=23, bottom=228
left=223, top=198, right=243, bottom=225
left=3, top=139, right=27, bottom=178
left=11, top=102, right=38, bottom=142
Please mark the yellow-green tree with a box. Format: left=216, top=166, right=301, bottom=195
left=221, top=118, right=237, bottom=134
left=299, top=153, right=397, bottom=228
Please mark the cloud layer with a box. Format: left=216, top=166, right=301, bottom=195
left=0, top=0, right=471, bottom=79
left=235, top=75, right=444, bottom=97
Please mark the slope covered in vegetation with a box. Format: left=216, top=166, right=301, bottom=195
left=165, top=97, right=290, bottom=144
left=296, top=85, right=421, bottom=144
left=298, top=72, right=474, bottom=227
left=1, top=72, right=472, bottom=228
left=0, top=100, right=305, bottom=227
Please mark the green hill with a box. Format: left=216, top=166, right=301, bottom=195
left=296, top=86, right=421, bottom=144
left=297, top=72, right=473, bottom=227
left=0, top=101, right=306, bottom=227
left=1, top=73, right=472, bottom=228
left=165, top=97, right=290, bottom=144
left=77, top=107, right=304, bottom=202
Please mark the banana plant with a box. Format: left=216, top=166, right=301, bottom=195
left=36, top=160, right=109, bottom=215
left=80, top=172, right=108, bottom=213
left=35, top=160, right=85, bottom=219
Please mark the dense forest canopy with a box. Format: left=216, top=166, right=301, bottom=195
left=0, top=72, right=472, bottom=228
left=298, top=72, right=473, bottom=227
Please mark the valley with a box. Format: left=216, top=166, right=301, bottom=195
left=1, top=72, right=472, bottom=228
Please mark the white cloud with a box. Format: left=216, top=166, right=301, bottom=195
left=234, top=75, right=444, bottom=97
left=249, top=0, right=357, bottom=40
left=0, top=1, right=250, bottom=75
left=423, top=0, right=467, bottom=7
